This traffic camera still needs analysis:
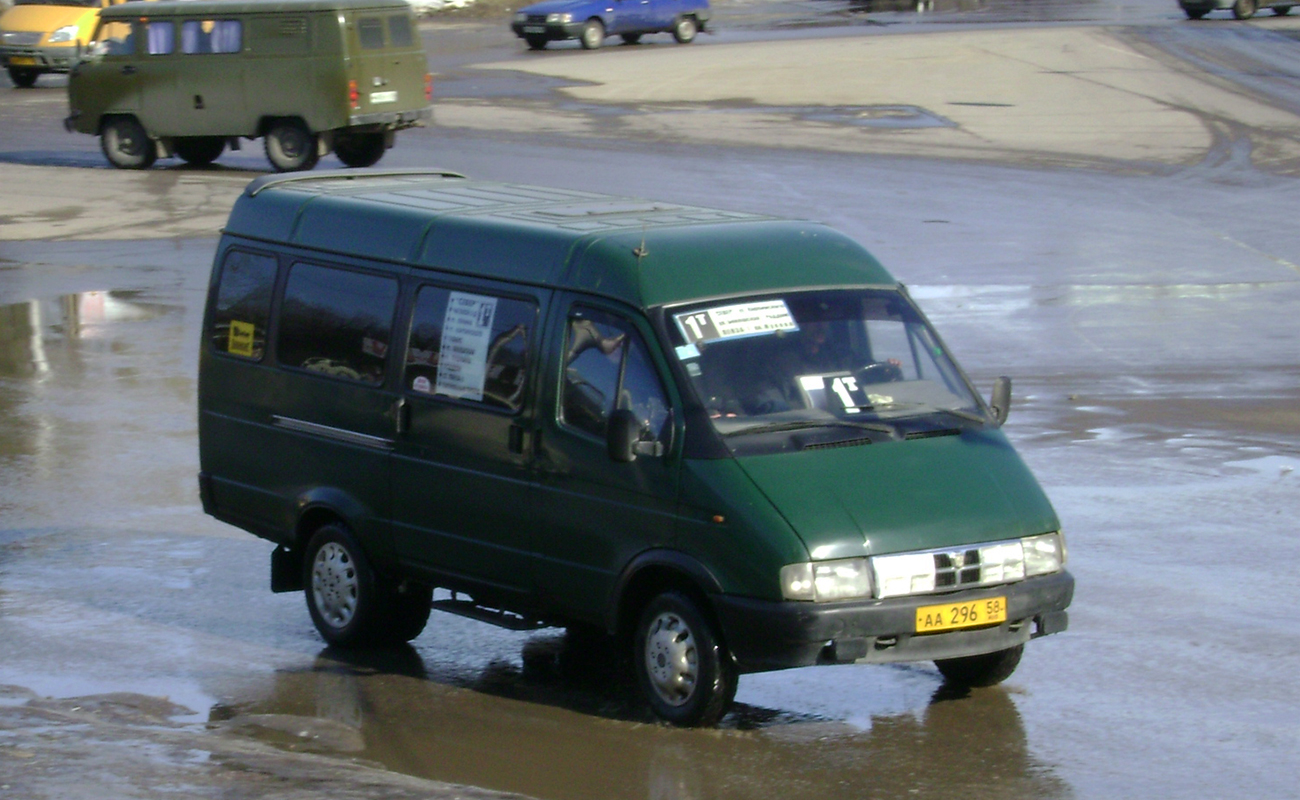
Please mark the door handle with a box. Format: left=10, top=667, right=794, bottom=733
left=120, top=64, right=136, bottom=75
left=508, top=423, right=530, bottom=454
left=391, top=397, right=409, bottom=434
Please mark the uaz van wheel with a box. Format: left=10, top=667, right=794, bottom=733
left=101, top=117, right=156, bottom=169
left=672, top=16, right=698, bottom=44
left=7, top=66, right=39, bottom=88
left=935, top=644, right=1024, bottom=687
left=303, top=524, right=431, bottom=647
left=334, top=132, right=386, bottom=168
left=1232, top=0, right=1257, bottom=17
left=174, top=136, right=225, bottom=166
left=634, top=591, right=736, bottom=726
left=580, top=18, right=605, bottom=50
left=265, top=120, right=319, bottom=172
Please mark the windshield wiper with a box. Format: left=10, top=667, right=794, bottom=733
left=850, top=401, right=987, bottom=425
left=724, top=419, right=895, bottom=438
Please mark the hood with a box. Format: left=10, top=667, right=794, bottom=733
left=0, top=5, right=93, bottom=36
left=517, top=0, right=595, bottom=14
left=734, top=429, right=1059, bottom=559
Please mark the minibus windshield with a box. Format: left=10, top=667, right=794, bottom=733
left=666, top=289, right=986, bottom=444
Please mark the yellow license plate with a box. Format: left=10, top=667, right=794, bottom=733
left=916, top=596, right=1007, bottom=633
left=10, top=56, right=37, bottom=66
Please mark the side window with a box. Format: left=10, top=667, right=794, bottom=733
left=561, top=309, right=670, bottom=442
left=358, top=17, right=384, bottom=49
left=95, top=20, right=135, bottom=56
left=145, top=21, right=174, bottom=55
left=277, top=263, right=398, bottom=385
left=210, top=249, right=277, bottom=361
left=404, top=286, right=535, bottom=413
left=182, top=19, right=241, bottom=54
left=387, top=14, right=414, bottom=47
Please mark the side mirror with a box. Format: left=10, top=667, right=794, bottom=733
left=989, top=376, right=1011, bottom=426
left=607, top=409, right=664, bottom=463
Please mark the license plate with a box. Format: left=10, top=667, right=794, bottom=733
left=916, top=596, right=1006, bottom=633
left=10, top=56, right=37, bottom=66
left=523, top=25, right=544, bottom=33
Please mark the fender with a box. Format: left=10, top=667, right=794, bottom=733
left=606, top=548, right=725, bottom=634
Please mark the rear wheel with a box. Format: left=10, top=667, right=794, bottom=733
left=634, top=591, right=736, bottom=726
left=7, top=66, right=39, bottom=88
left=580, top=18, right=605, bottom=50
left=174, top=136, right=225, bottom=166
left=672, top=16, right=698, bottom=44
left=334, top=132, right=386, bottom=168
left=100, top=116, right=156, bottom=170
left=303, top=524, right=429, bottom=647
left=1232, top=0, right=1257, bottom=17
left=935, top=644, right=1024, bottom=688
left=525, top=34, right=548, bottom=49
left=264, top=119, right=319, bottom=172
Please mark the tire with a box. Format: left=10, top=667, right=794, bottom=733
left=634, top=591, right=736, bottom=727
left=620, top=33, right=642, bottom=44
left=935, top=644, right=1024, bottom=688
left=333, top=132, right=386, bottom=168
left=672, top=16, right=698, bottom=44
left=100, top=116, right=156, bottom=170
left=264, top=119, right=319, bottom=172
left=173, top=136, right=225, bottom=166
left=525, top=34, right=548, bottom=50
left=1232, top=0, right=1257, bottom=18
left=7, top=66, right=39, bottom=88
left=303, top=524, right=430, bottom=647
left=580, top=18, right=605, bottom=50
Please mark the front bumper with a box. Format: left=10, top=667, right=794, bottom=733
left=1, top=43, right=78, bottom=74
left=715, top=570, right=1074, bottom=673
left=511, top=21, right=585, bottom=42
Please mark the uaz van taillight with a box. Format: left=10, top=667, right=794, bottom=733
left=348, top=79, right=359, bottom=109
left=424, top=73, right=433, bottom=102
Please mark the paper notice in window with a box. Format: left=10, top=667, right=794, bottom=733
left=436, top=292, right=498, bottom=402
left=674, top=300, right=798, bottom=345
left=228, top=319, right=256, bottom=357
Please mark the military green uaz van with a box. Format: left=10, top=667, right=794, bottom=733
left=64, top=0, right=432, bottom=171
left=198, top=170, right=1073, bottom=726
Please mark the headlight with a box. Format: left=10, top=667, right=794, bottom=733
left=1023, top=532, right=1066, bottom=576
left=48, top=24, right=80, bottom=44
left=780, top=558, right=872, bottom=602
left=513, top=11, right=527, bottom=22
left=546, top=12, right=572, bottom=23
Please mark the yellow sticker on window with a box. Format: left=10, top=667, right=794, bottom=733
left=228, top=319, right=256, bottom=357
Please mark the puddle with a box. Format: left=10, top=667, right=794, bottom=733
left=0, top=291, right=176, bottom=377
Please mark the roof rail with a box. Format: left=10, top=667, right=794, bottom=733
left=244, top=168, right=467, bottom=197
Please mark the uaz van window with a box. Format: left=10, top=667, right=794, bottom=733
left=358, top=16, right=384, bottom=48
left=387, top=14, right=414, bottom=47
left=145, top=21, right=174, bottom=55
left=667, top=289, right=983, bottom=451
left=210, top=250, right=277, bottom=361
left=277, top=263, right=398, bottom=385
left=562, top=309, right=670, bottom=442
left=181, top=19, right=241, bottom=54
left=403, top=286, right=536, bottom=412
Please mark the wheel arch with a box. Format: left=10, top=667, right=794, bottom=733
left=257, top=114, right=313, bottom=139
left=609, top=549, right=727, bottom=643
left=269, top=490, right=371, bottom=593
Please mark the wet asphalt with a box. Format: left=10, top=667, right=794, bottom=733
left=2, top=0, right=1300, bottom=797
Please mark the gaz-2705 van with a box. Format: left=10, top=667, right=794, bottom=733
left=64, top=0, right=432, bottom=171
left=0, top=0, right=135, bottom=88
left=198, top=170, right=1073, bottom=727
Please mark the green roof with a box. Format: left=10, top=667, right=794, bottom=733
left=100, top=0, right=411, bottom=19
left=223, top=170, right=897, bottom=309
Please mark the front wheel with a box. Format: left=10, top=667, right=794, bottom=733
left=580, top=18, right=605, bottom=50
left=100, top=116, right=156, bottom=169
left=265, top=119, right=319, bottom=172
left=935, top=644, right=1024, bottom=688
left=334, top=132, right=386, bottom=168
left=634, top=591, right=736, bottom=726
left=672, top=16, right=698, bottom=44
left=174, top=136, right=225, bottom=166
left=7, top=66, right=39, bottom=88
left=1232, top=0, right=1257, bottom=17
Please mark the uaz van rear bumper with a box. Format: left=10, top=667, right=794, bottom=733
left=714, top=570, right=1074, bottom=673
